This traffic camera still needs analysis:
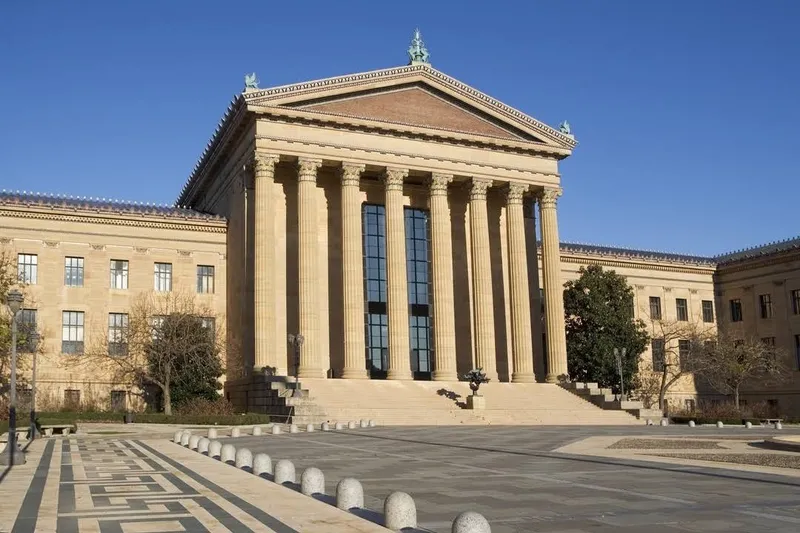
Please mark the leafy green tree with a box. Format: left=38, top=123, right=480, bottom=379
left=564, top=265, right=649, bottom=392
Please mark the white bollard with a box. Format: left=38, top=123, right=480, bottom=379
left=335, top=422, right=345, bottom=430
left=221, top=444, right=236, bottom=464
left=775, top=421, right=783, bottom=430
left=235, top=448, right=253, bottom=470
left=253, top=453, right=273, bottom=476
left=209, top=440, right=222, bottom=459
left=306, top=424, right=315, bottom=432
left=231, top=427, right=241, bottom=438
left=208, top=428, right=218, bottom=439
left=368, top=420, right=376, bottom=427
left=252, top=426, right=263, bottom=436
left=660, top=419, right=668, bottom=427
left=180, top=430, right=192, bottom=447
left=321, top=422, right=330, bottom=431
left=173, top=430, right=183, bottom=444
left=360, top=419, right=368, bottom=428
left=348, top=421, right=357, bottom=429
left=271, top=425, right=281, bottom=435
left=716, top=421, right=724, bottom=428
left=198, top=437, right=210, bottom=454
left=336, top=478, right=364, bottom=510
left=188, top=435, right=201, bottom=450
left=452, top=511, right=492, bottom=533
left=290, top=424, right=299, bottom=434
left=301, top=467, right=325, bottom=496
left=745, top=421, right=753, bottom=429
left=645, top=419, right=653, bottom=426
left=274, top=459, right=296, bottom=485
left=384, top=491, right=417, bottom=530
left=688, top=420, right=695, bottom=428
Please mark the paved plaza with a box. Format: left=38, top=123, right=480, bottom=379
left=2, top=424, right=800, bottom=532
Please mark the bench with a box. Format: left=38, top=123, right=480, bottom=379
left=40, top=424, right=74, bottom=437
left=760, top=418, right=783, bottom=426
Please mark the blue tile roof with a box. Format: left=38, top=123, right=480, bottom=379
left=714, top=236, right=800, bottom=264
left=558, top=241, right=717, bottom=266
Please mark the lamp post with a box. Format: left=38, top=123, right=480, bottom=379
left=614, top=347, right=627, bottom=402
left=28, top=332, right=39, bottom=440
left=287, top=334, right=304, bottom=397
left=2, top=289, right=26, bottom=466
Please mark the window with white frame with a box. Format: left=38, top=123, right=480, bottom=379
left=110, top=260, right=129, bottom=289
left=196, top=265, right=215, bottom=294
left=62, top=311, right=85, bottom=354
left=17, top=254, right=37, bottom=284
left=64, top=256, right=84, bottom=287
left=108, top=313, right=128, bottom=356
left=154, top=262, right=172, bottom=292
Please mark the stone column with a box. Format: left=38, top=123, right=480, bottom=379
left=429, top=173, right=457, bottom=381
left=340, top=163, right=367, bottom=379
left=297, top=158, right=325, bottom=378
left=253, top=153, right=280, bottom=373
left=506, top=183, right=535, bottom=382
left=469, top=178, right=497, bottom=381
left=384, top=168, right=412, bottom=380
left=538, top=187, right=568, bottom=382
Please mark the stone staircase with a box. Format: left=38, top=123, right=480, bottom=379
left=559, top=382, right=663, bottom=421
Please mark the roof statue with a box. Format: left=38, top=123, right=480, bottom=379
left=244, top=72, right=259, bottom=91
left=407, top=28, right=430, bottom=65
left=559, top=120, right=572, bottom=136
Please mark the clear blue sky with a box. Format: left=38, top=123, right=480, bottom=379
left=1, top=1, right=797, bottom=256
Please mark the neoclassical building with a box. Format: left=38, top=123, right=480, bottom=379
left=1, top=33, right=798, bottom=417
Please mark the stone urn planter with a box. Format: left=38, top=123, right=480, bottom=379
left=462, top=368, right=490, bottom=410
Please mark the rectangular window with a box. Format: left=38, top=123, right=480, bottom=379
left=108, top=313, right=129, bottom=356
left=676, top=298, right=688, bottom=321
left=201, top=317, right=216, bottom=341
left=792, top=290, right=800, bottom=315
left=761, top=337, right=776, bottom=346
left=702, top=300, right=714, bottom=323
left=154, top=262, right=172, bottom=292
left=196, top=265, right=215, bottom=294
left=405, top=207, right=432, bottom=377
left=17, top=253, right=37, bottom=284
left=759, top=294, right=773, bottom=319
left=61, top=311, right=85, bottom=354
left=110, top=390, right=127, bottom=412
left=651, top=338, right=665, bottom=372
left=730, top=299, right=743, bottom=322
left=64, top=389, right=81, bottom=410
left=649, top=296, right=662, bottom=320
left=18, top=309, right=38, bottom=352
left=684, top=399, right=696, bottom=411
left=110, top=260, right=129, bottom=290
left=64, top=256, right=84, bottom=287
left=362, top=204, right=388, bottom=377
left=678, top=339, right=691, bottom=370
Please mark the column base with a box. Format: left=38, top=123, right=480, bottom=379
left=545, top=373, right=559, bottom=384
left=386, top=369, right=413, bottom=380
left=432, top=370, right=457, bottom=381
left=298, top=368, right=327, bottom=379
left=340, top=369, right=368, bottom=379
left=0, top=446, right=26, bottom=466
left=511, top=373, right=536, bottom=383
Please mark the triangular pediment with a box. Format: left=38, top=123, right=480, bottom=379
left=242, top=64, right=576, bottom=150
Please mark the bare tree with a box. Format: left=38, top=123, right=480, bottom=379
left=72, top=291, right=224, bottom=415
left=697, top=331, right=788, bottom=409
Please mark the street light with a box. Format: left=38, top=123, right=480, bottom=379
left=614, top=347, right=627, bottom=402
left=287, top=334, right=304, bottom=398
left=2, top=289, right=26, bottom=466
left=28, top=331, right=40, bottom=440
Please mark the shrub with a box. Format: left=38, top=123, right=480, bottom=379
left=669, top=400, right=783, bottom=425
left=175, top=397, right=235, bottom=416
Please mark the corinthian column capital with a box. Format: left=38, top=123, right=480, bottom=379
left=341, top=163, right=365, bottom=187
left=297, top=158, right=323, bottom=182
left=506, top=183, right=529, bottom=205
left=469, top=178, right=492, bottom=201
left=429, top=173, right=453, bottom=196
left=383, top=168, right=408, bottom=192
left=253, top=153, right=280, bottom=178
left=537, top=187, right=562, bottom=209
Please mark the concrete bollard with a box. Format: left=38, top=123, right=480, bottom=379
left=208, top=428, right=218, bottom=439
left=221, top=444, right=236, bottom=464
left=189, top=435, right=201, bottom=450
left=252, top=426, right=263, bottom=436
left=321, top=422, right=330, bottom=431
left=368, top=420, right=376, bottom=427
left=360, top=419, right=368, bottom=428
left=335, top=422, right=345, bottom=430
left=173, top=430, right=183, bottom=444
left=231, top=427, right=241, bottom=438
left=180, top=430, right=192, bottom=447
left=336, top=478, right=364, bottom=510
left=271, top=425, right=281, bottom=435
left=384, top=491, right=417, bottom=530
left=235, top=448, right=253, bottom=470
left=198, top=437, right=210, bottom=454
left=306, top=424, right=315, bottom=432
left=274, top=459, right=296, bottom=485
left=290, top=424, right=299, bottom=434
left=209, top=440, right=222, bottom=459
left=301, top=467, right=325, bottom=496
left=452, top=511, right=492, bottom=533
left=745, top=421, right=753, bottom=429
left=63, top=427, right=71, bottom=436
left=716, top=421, right=724, bottom=428
left=688, top=420, right=695, bottom=428
left=253, top=453, right=273, bottom=476
left=45, top=428, right=53, bottom=437
left=348, top=421, right=357, bottom=429
left=660, top=419, right=668, bottom=427
left=775, top=421, right=783, bottom=430
left=645, top=419, right=653, bottom=426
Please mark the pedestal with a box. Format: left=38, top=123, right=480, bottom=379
left=0, top=442, right=26, bottom=466
left=466, top=395, right=486, bottom=410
